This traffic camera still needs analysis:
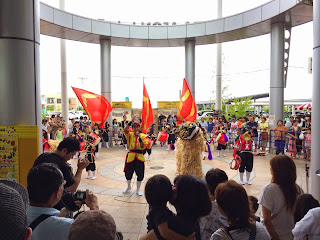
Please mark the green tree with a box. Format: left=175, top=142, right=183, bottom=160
left=227, top=97, right=252, bottom=119
left=46, top=105, right=54, bottom=111
left=262, top=106, right=269, bottom=113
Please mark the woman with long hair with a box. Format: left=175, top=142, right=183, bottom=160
left=210, top=180, right=269, bottom=239
left=259, top=155, right=303, bottom=240
left=140, top=175, right=212, bottom=240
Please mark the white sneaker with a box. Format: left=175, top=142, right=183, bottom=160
left=216, top=154, right=220, bottom=157
left=86, top=175, right=91, bottom=179
left=123, top=186, right=132, bottom=194
left=146, top=158, right=150, bottom=161
left=222, top=153, right=226, bottom=157
left=166, top=148, right=170, bottom=151
left=246, top=180, right=252, bottom=185
left=240, top=180, right=245, bottom=185
left=91, top=176, right=96, bottom=180
left=136, top=190, right=143, bottom=196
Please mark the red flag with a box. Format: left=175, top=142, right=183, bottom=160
left=72, top=87, right=112, bottom=128
left=141, top=82, right=153, bottom=133
left=177, top=78, right=197, bottom=124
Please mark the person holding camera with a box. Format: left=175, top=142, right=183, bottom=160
left=26, top=163, right=99, bottom=240
left=123, top=122, right=152, bottom=196
left=34, top=137, right=89, bottom=193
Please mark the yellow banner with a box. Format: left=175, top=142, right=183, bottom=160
left=0, top=126, right=38, bottom=184
left=158, top=101, right=180, bottom=109
left=0, top=136, right=19, bottom=181
left=112, top=102, right=132, bottom=109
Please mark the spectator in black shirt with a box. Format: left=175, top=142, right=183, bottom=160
left=34, top=137, right=89, bottom=193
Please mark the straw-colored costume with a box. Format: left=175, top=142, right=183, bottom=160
left=176, top=122, right=205, bottom=178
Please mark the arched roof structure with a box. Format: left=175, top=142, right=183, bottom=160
left=40, top=0, right=313, bottom=47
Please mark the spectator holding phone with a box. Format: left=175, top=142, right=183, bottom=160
left=27, top=163, right=99, bottom=240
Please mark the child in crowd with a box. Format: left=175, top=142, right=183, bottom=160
left=215, top=122, right=227, bottom=157
left=249, top=196, right=261, bottom=222
left=271, top=120, right=288, bottom=155
left=258, top=117, right=269, bottom=153
left=199, top=168, right=228, bottom=240
left=294, top=194, right=319, bottom=224
left=304, top=128, right=311, bottom=161
left=145, top=174, right=193, bottom=240
left=42, top=130, right=50, bottom=152
left=54, top=125, right=64, bottom=141
left=62, top=123, right=68, bottom=138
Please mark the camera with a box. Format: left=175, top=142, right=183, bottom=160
left=54, top=190, right=87, bottom=212
left=74, top=191, right=86, bottom=201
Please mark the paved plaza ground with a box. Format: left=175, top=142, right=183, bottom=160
left=69, top=145, right=309, bottom=240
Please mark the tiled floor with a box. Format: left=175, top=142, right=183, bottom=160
left=70, top=145, right=310, bottom=240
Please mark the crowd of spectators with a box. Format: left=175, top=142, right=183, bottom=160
left=0, top=137, right=319, bottom=239
left=198, top=113, right=312, bottom=159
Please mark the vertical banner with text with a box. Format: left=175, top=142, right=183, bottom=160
left=0, top=126, right=39, bottom=186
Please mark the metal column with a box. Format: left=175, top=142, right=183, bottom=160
left=60, top=0, right=68, bottom=122
left=0, top=0, right=42, bottom=150
left=215, top=0, right=223, bottom=114
left=185, top=40, right=196, bottom=100
left=311, top=0, right=320, bottom=201
left=100, top=39, right=112, bottom=123
left=269, top=23, right=285, bottom=129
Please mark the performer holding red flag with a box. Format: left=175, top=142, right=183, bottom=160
left=177, top=78, right=197, bottom=125
left=123, top=122, right=152, bottom=196
left=141, top=82, right=154, bottom=133
left=72, top=87, right=112, bottom=128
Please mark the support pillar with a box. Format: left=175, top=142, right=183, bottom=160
left=311, top=0, right=320, bottom=201
left=269, top=23, right=285, bottom=128
left=292, top=105, right=296, bottom=116
left=215, top=0, right=223, bottom=114
left=100, top=39, right=112, bottom=146
left=0, top=0, right=41, bottom=183
left=60, top=0, right=68, bottom=122
left=0, top=0, right=41, bottom=136
left=185, top=40, right=195, bottom=100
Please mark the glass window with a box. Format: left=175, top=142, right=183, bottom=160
left=47, top=98, right=55, bottom=103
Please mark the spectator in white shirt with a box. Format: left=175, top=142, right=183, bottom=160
left=259, top=155, right=303, bottom=240
left=199, top=117, right=208, bottom=133
left=285, top=116, right=294, bottom=128
left=68, top=118, right=75, bottom=134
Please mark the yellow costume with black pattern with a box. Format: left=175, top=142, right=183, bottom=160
left=125, top=131, right=151, bottom=163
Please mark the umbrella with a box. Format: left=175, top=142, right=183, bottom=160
left=295, top=103, right=312, bottom=111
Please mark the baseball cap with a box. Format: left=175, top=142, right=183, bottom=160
left=0, top=183, right=28, bottom=240
left=68, top=210, right=118, bottom=240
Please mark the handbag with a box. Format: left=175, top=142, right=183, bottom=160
left=299, top=131, right=305, bottom=140
left=261, top=132, right=268, bottom=140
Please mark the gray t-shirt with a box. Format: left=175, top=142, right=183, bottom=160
left=200, top=121, right=208, bottom=131
left=210, top=222, right=270, bottom=240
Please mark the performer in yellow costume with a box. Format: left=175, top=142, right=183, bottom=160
left=123, top=122, right=152, bottom=196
